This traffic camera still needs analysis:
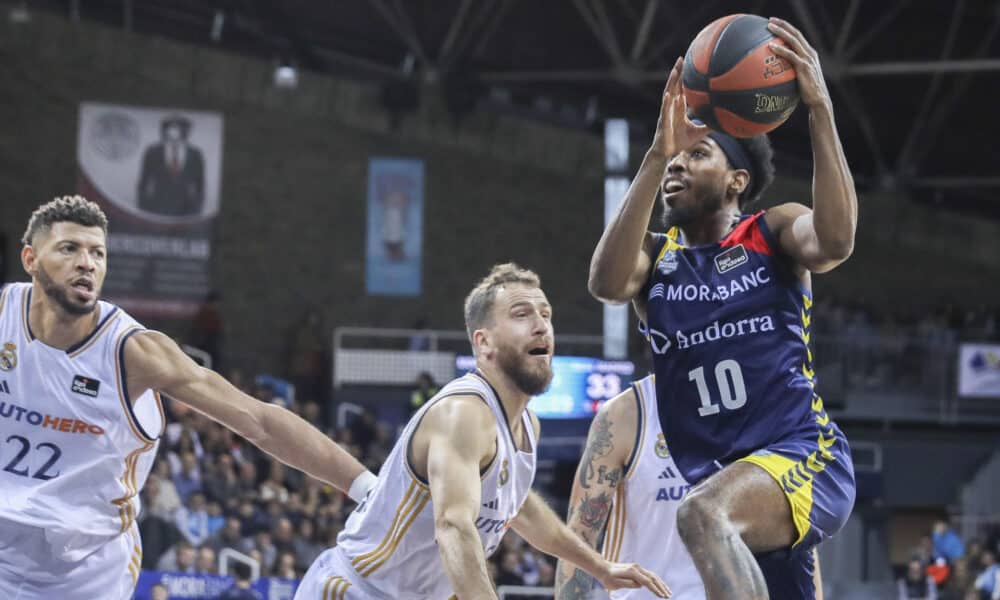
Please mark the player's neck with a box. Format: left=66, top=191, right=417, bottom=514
left=28, top=286, right=100, bottom=350
left=475, top=363, right=531, bottom=430
left=681, top=207, right=740, bottom=246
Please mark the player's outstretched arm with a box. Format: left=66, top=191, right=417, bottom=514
left=515, top=490, right=669, bottom=598
left=764, top=18, right=858, bottom=274
left=123, top=331, right=374, bottom=499
left=551, top=391, right=656, bottom=599
left=543, top=392, right=668, bottom=598
left=588, top=58, right=707, bottom=305
left=422, top=396, right=500, bottom=599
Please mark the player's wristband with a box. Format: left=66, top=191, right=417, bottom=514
left=347, top=470, right=378, bottom=503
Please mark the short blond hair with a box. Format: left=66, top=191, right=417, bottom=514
left=463, top=263, right=541, bottom=347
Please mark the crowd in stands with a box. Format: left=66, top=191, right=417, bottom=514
left=897, top=520, right=1000, bottom=599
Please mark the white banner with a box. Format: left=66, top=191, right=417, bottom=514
left=77, top=103, right=224, bottom=317
left=958, top=343, right=1000, bottom=398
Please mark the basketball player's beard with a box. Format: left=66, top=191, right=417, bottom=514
left=496, top=343, right=553, bottom=397
left=35, top=264, right=98, bottom=316
left=661, top=188, right=726, bottom=230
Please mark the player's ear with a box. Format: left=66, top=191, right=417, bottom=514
left=473, top=329, right=494, bottom=359
left=728, top=169, right=750, bottom=196
left=20, top=245, right=37, bottom=276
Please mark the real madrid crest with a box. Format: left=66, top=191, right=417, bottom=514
left=498, top=459, right=509, bottom=487
left=0, top=342, right=16, bottom=372
left=654, top=433, right=670, bottom=459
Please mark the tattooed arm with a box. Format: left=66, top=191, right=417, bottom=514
left=554, top=388, right=640, bottom=599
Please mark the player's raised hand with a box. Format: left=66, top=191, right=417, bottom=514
left=597, top=561, right=672, bottom=598
left=766, top=17, right=831, bottom=110
left=651, top=56, right=709, bottom=159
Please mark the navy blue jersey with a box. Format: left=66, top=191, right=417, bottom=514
left=642, top=211, right=842, bottom=484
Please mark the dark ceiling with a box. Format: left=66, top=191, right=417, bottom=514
left=23, top=0, right=1000, bottom=217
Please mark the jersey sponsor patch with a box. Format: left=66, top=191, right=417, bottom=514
left=657, top=250, right=680, bottom=275
left=71, top=375, right=101, bottom=398
left=714, top=244, right=748, bottom=274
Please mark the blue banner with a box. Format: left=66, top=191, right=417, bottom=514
left=365, top=158, right=424, bottom=296
left=133, top=571, right=298, bottom=600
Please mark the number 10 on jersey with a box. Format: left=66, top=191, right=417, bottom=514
left=689, top=359, right=747, bottom=416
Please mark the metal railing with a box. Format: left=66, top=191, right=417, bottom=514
left=498, top=586, right=555, bottom=599
left=219, top=547, right=260, bottom=580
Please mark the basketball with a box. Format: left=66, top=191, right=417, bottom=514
left=682, top=14, right=799, bottom=138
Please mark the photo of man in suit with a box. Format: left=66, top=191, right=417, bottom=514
left=137, top=114, right=205, bottom=217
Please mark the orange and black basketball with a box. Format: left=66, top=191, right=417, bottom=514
left=682, top=14, right=799, bottom=138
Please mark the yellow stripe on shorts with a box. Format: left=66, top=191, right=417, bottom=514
left=738, top=452, right=813, bottom=547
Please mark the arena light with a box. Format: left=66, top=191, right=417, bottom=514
left=210, top=10, right=225, bottom=42
left=273, top=64, right=299, bottom=89
left=8, top=2, right=30, bottom=24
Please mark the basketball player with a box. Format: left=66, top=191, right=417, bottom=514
left=588, top=18, right=856, bottom=599
left=553, top=376, right=824, bottom=599
left=295, top=264, right=670, bottom=600
left=0, top=196, right=378, bottom=599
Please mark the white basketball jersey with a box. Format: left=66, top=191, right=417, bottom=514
left=333, top=371, right=537, bottom=599
left=0, top=283, right=163, bottom=563
left=602, top=375, right=705, bottom=600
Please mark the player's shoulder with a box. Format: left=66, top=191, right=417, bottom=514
left=763, top=202, right=811, bottom=231
left=424, top=391, right=495, bottom=433
left=595, top=381, right=641, bottom=433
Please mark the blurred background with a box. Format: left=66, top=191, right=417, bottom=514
left=2, top=1, right=1000, bottom=598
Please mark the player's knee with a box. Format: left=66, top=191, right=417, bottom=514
left=676, top=491, right=727, bottom=548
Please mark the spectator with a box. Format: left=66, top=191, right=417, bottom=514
left=235, top=461, right=259, bottom=503
left=943, top=558, right=975, bottom=600
left=292, top=519, right=324, bottom=571
left=260, top=460, right=290, bottom=504
left=177, top=492, right=210, bottom=545
left=899, top=558, right=938, bottom=599
left=196, top=546, right=217, bottom=575
left=242, top=532, right=276, bottom=574
left=936, top=521, right=967, bottom=563
left=273, top=552, right=298, bottom=580
left=146, top=463, right=183, bottom=520
left=209, top=517, right=244, bottom=554
left=496, top=550, right=524, bottom=586
left=217, top=561, right=262, bottom=600
left=409, top=371, right=439, bottom=415
left=157, top=540, right=196, bottom=573
left=975, top=551, right=1000, bottom=600
left=150, top=583, right=170, bottom=600
left=206, top=501, right=225, bottom=538
left=172, top=451, right=203, bottom=504
left=272, top=518, right=296, bottom=557
left=204, top=453, right=240, bottom=507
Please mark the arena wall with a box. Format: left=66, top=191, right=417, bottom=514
left=2, top=11, right=998, bottom=373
